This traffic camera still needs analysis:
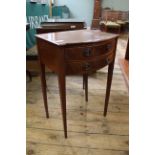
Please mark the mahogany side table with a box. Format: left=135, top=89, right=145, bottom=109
left=36, top=30, right=118, bottom=138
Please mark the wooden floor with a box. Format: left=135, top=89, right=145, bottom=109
left=26, top=34, right=129, bottom=155
left=119, top=59, right=129, bottom=88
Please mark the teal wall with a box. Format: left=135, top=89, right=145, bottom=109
left=56, top=0, right=129, bottom=26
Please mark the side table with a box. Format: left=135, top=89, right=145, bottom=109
left=36, top=30, right=118, bottom=138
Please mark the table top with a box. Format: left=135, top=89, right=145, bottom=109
left=36, top=29, right=118, bottom=46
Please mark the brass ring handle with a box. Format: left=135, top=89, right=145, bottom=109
left=106, top=44, right=112, bottom=51
left=83, top=63, right=91, bottom=71
left=83, top=48, right=91, bottom=57
left=106, top=58, right=111, bottom=64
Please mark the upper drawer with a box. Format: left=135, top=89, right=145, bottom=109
left=93, top=40, right=115, bottom=57
left=65, top=46, right=93, bottom=61
left=65, top=40, right=115, bottom=61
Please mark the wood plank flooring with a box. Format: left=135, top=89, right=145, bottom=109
left=119, top=59, right=129, bottom=88
left=26, top=35, right=129, bottom=155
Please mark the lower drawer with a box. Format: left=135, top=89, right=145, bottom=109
left=66, top=53, right=114, bottom=75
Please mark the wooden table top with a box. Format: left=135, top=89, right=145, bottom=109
left=36, top=29, right=118, bottom=46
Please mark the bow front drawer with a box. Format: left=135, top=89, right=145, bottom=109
left=65, top=40, right=115, bottom=61
left=65, top=46, right=93, bottom=60
left=93, top=40, right=115, bottom=57
left=66, top=53, right=114, bottom=75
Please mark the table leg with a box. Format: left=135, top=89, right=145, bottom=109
left=40, top=63, right=49, bottom=118
left=104, top=62, right=114, bottom=116
left=83, top=74, right=88, bottom=102
left=26, top=70, right=32, bottom=82
left=58, top=73, right=67, bottom=138
left=83, top=75, right=85, bottom=90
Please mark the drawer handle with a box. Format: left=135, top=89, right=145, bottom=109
left=106, top=44, right=112, bottom=51
left=83, top=48, right=92, bottom=57
left=106, top=58, right=111, bottom=64
left=83, top=63, right=91, bottom=71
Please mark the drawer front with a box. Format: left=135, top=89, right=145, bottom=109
left=66, top=53, right=114, bottom=75
left=93, top=40, right=115, bottom=57
left=65, top=40, right=115, bottom=61
left=65, top=46, right=93, bottom=60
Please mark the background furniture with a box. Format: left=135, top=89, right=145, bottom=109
left=92, top=0, right=102, bottom=29
left=100, top=9, right=129, bottom=33
left=37, top=19, right=85, bottom=33
left=102, top=10, right=129, bottom=22
left=100, top=21, right=121, bottom=33
left=91, top=1, right=129, bottom=31
left=36, top=30, right=118, bottom=138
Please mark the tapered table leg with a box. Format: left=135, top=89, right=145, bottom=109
left=83, top=75, right=85, bottom=90
left=40, top=63, right=49, bottom=118
left=26, top=70, right=32, bottom=82
left=104, top=62, right=114, bottom=116
left=58, top=73, right=67, bottom=138
left=83, top=74, right=88, bottom=102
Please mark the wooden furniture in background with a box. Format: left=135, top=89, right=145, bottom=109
left=102, top=10, right=129, bottom=22
left=37, top=19, right=85, bottom=33
left=101, top=10, right=129, bottom=33
left=92, top=0, right=102, bottom=29
left=100, top=21, right=121, bottom=33
left=36, top=30, right=118, bottom=138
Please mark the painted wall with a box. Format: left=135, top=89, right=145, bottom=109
left=55, top=0, right=94, bottom=27
left=55, top=0, right=129, bottom=26
left=102, top=0, right=129, bottom=11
